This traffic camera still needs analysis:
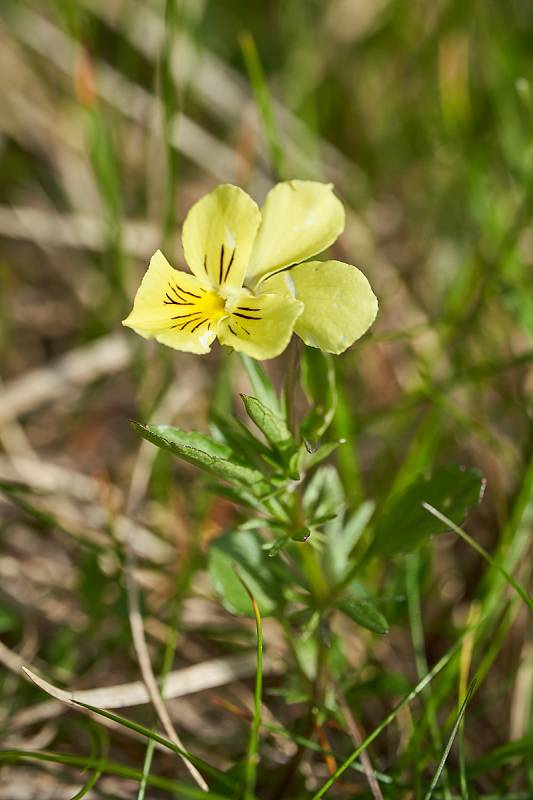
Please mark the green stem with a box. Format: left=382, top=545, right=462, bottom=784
left=298, top=542, right=329, bottom=605
left=243, top=586, right=263, bottom=800
left=406, top=553, right=450, bottom=798
left=271, top=607, right=330, bottom=800
left=291, top=486, right=329, bottom=604
left=283, top=338, right=301, bottom=437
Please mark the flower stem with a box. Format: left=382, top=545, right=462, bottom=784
left=283, top=338, right=301, bottom=437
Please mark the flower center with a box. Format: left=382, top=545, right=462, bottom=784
left=201, top=290, right=227, bottom=322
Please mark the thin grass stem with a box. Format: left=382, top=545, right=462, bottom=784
left=422, top=504, right=533, bottom=610
left=235, top=569, right=263, bottom=800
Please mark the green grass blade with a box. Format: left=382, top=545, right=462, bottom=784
left=0, top=749, right=225, bottom=798
left=422, top=680, right=477, bottom=800
left=235, top=568, right=263, bottom=800
left=239, top=31, right=285, bottom=179
left=160, top=0, right=181, bottom=243
left=68, top=725, right=108, bottom=800
left=22, top=666, right=234, bottom=791
left=406, top=552, right=450, bottom=798
left=136, top=735, right=156, bottom=800
left=74, top=700, right=231, bottom=788
left=422, top=503, right=533, bottom=610
left=310, top=638, right=464, bottom=799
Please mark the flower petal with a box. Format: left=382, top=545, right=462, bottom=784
left=246, top=181, right=345, bottom=286
left=151, top=325, right=216, bottom=354
left=218, top=291, right=303, bottom=360
left=182, top=184, right=261, bottom=290
left=265, top=260, right=377, bottom=354
left=122, top=250, right=223, bottom=353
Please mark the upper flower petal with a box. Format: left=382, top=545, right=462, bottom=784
left=246, top=180, right=345, bottom=287
left=264, top=260, right=377, bottom=354
left=182, top=184, right=261, bottom=291
left=218, top=290, right=303, bottom=360
left=122, top=250, right=223, bottom=353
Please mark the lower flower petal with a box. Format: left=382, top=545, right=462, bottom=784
left=264, top=260, right=377, bottom=354
left=218, top=292, right=303, bottom=360
left=122, top=250, right=224, bottom=353
left=152, top=325, right=216, bottom=354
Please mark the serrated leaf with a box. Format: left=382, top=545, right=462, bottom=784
left=208, top=529, right=284, bottom=616
left=133, top=423, right=264, bottom=487
left=155, top=425, right=234, bottom=458
left=368, top=465, right=485, bottom=559
left=241, top=395, right=293, bottom=452
left=337, top=598, right=389, bottom=634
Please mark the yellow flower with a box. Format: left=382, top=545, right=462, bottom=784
left=123, top=181, right=377, bottom=359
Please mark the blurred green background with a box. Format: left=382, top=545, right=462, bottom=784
left=0, top=0, right=531, bottom=797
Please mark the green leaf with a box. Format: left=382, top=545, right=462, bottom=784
left=240, top=354, right=281, bottom=414
left=303, top=465, right=345, bottom=525
left=132, top=423, right=264, bottom=487
left=241, top=395, right=293, bottom=452
left=208, top=529, right=284, bottom=617
left=301, top=348, right=337, bottom=440
left=262, top=534, right=292, bottom=557
left=147, top=424, right=234, bottom=459
left=367, top=465, right=485, bottom=560
left=326, top=500, right=375, bottom=581
left=287, top=450, right=301, bottom=480
left=337, top=598, right=389, bottom=635
left=302, top=439, right=345, bottom=470
left=209, top=483, right=264, bottom=511
left=210, top=411, right=271, bottom=467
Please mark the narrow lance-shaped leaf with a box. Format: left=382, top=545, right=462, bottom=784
left=303, top=465, right=345, bottom=524
left=302, top=438, right=346, bottom=471
left=132, top=423, right=264, bottom=487
left=241, top=394, right=293, bottom=452
left=326, top=500, right=375, bottom=581
left=336, top=598, right=389, bottom=635
left=149, top=425, right=234, bottom=459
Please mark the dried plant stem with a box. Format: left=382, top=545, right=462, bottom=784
left=123, top=547, right=208, bottom=791
left=123, top=381, right=209, bottom=792
left=336, top=686, right=384, bottom=800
